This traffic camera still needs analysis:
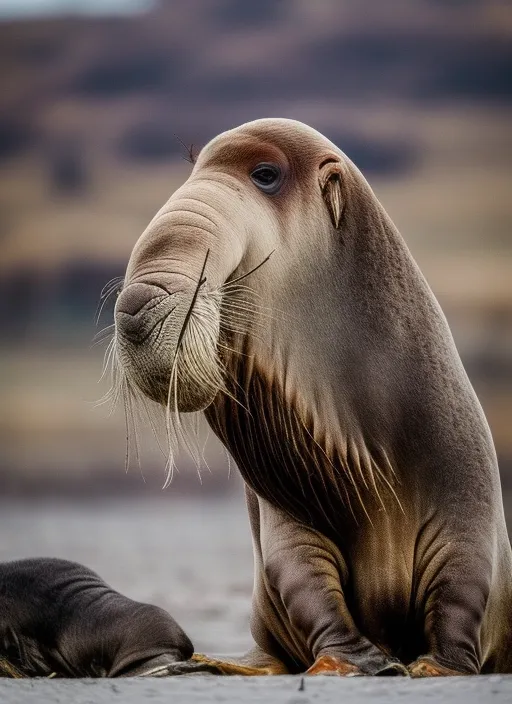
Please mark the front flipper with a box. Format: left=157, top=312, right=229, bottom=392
left=254, top=495, right=408, bottom=677
left=306, top=655, right=362, bottom=676
left=117, top=654, right=186, bottom=677
left=306, top=655, right=408, bottom=677
left=148, top=647, right=288, bottom=677
left=408, top=656, right=464, bottom=678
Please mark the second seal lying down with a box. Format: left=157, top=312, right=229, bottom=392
left=0, top=558, right=193, bottom=677
left=113, top=118, right=512, bottom=676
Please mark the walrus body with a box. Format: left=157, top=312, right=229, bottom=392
left=0, top=558, right=193, bottom=677
left=114, top=118, right=512, bottom=676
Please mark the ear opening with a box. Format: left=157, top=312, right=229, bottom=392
left=319, top=159, right=344, bottom=229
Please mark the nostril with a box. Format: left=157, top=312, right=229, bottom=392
left=115, top=282, right=170, bottom=343
left=116, top=283, right=161, bottom=317
left=116, top=312, right=146, bottom=343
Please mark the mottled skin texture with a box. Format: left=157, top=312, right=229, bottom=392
left=0, top=558, right=193, bottom=677
left=115, top=119, right=512, bottom=676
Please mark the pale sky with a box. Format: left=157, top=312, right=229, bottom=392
left=0, top=0, right=153, bottom=18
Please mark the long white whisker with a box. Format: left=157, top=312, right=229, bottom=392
left=110, top=262, right=273, bottom=492
left=92, top=324, right=116, bottom=345
left=95, top=276, right=124, bottom=325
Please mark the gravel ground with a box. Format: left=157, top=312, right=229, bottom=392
left=2, top=674, right=512, bottom=704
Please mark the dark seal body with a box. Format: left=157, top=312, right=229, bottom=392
left=114, top=118, right=512, bottom=676
left=0, top=558, right=193, bottom=677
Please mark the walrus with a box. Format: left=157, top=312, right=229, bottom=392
left=0, top=558, right=193, bottom=677
left=112, top=118, right=512, bottom=677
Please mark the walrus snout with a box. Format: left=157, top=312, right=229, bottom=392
left=115, top=275, right=223, bottom=411
left=116, top=282, right=160, bottom=317
left=116, top=282, right=175, bottom=344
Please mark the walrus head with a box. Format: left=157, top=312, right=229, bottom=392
left=113, top=119, right=350, bottom=419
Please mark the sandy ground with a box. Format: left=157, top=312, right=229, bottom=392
left=2, top=674, right=512, bottom=704
left=1, top=497, right=512, bottom=702
left=0, top=497, right=255, bottom=654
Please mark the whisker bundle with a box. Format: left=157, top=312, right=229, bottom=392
left=100, top=247, right=275, bottom=490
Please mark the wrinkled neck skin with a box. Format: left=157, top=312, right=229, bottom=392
left=206, top=167, right=490, bottom=538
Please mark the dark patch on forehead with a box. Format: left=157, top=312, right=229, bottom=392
left=201, top=133, right=288, bottom=172
left=197, top=129, right=330, bottom=211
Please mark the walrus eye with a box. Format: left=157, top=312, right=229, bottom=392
left=250, top=163, right=282, bottom=194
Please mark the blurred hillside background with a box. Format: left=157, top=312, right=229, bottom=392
left=0, top=0, right=511, bottom=526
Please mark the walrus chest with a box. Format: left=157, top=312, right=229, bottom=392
left=206, top=371, right=419, bottom=654
left=206, top=373, right=379, bottom=541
